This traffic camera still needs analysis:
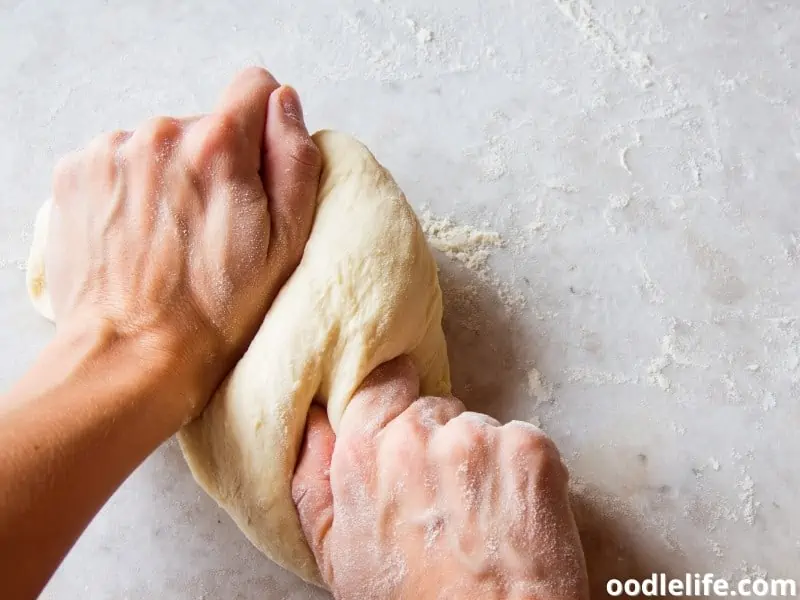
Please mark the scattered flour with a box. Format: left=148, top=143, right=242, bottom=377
left=416, top=28, right=433, bottom=44
left=544, top=180, right=579, bottom=193
left=563, top=366, right=638, bottom=386
left=420, top=210, right=526, bottom=311
left=670, top=421, right=686, bottom=435
left=710, top=540, right=724, bottom=558
left=527, top=367, right=554, bottom=403
left=608, top=193, right=630, bottom=210
left=636, top=255, right=665, bottom=304
left=0, top=258, right=26, bottom=271
left=645, top=319, right=707, bottom=390
left=737, top=475, right=758, bottom=526
left=761, top=391, right=777, bottom=412
left=552, top=0, right=656, bottom=88
left=604, top=192, right=631, bottom=233
left=420, top=210, right=504, bottom=272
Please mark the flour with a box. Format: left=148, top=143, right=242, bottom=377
left=420, top=210, right=503, bottom=272
left=563, top=367, right=637, bottom=386
left=645, top=319, right=708, bottom=391
left=544, top=180, right=579, bottom=193
left=670, top=422, right=686, bottom=436
left=646, top=357, right=671, bottom=391
left=416, top=28, right=433, bottom=45
left=330, top=4, right=483, bottom=83
left=710, top=540, right=724, bottom=558
left=420, top=209, right=527, bottom=317
left=604, top=192, right=632, bottom=233
left=463, top=131, right=516, bottom=182
left=737, top=475, right=757, bottom=526
left=527, top=367, right=554, bottom=404
left=761, top=391, right=777, bottom=412
left=636, top=255, right=665, bottom=304
left=421, top=510, right=444, bottom=549
left=0, top=258, right=26, bottom=271
left=552, top=0, right=655, bottom=88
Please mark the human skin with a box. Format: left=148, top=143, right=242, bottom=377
left=0, top=67, right=322, bottom=599
left=293, top=357, right=590, bottom=599
left=0, top=66, right=588, bottom=600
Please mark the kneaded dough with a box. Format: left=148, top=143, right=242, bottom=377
left=26, top=130, right=451, bottom=585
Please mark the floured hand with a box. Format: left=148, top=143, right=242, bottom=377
left=44, top=67, right=321, bottom=420
left=292, top=356, right=590, bottom=600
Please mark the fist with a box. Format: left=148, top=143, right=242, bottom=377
left=293, top=357, right=589, bottom=600
left=45, top=68, right=321, bottom=417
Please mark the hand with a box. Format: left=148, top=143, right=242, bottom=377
left=292, top=357, right=589, bottom=600
left=46, top=67, right=321, bottom=419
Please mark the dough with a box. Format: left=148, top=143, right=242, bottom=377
left=26, top=130, right=451, bottom=585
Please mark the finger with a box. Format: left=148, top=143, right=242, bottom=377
left=215, top=67, right=280, bottom=156
left=338, top=356, right=420, bottom=442
left=292, top=405, right=335, bottom=568
left=431, top=416, right=494, bottom=550
left=263, top=85, right=321, bottom=278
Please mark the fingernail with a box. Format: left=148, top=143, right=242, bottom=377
left=280, top=86, right=304, bottom=122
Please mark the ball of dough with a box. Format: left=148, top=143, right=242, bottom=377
left=26, top=130, right=451, bottom=585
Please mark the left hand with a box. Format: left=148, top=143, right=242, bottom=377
left=45, top=67, right=321, bottom=419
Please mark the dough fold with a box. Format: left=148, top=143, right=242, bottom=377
left=26, top=130, right=451, bottom=585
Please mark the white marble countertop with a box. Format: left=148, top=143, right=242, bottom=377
left=1, top=0, right=798, bottom=597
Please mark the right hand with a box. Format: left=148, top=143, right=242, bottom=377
left=292, top=357, right=589, bottom=599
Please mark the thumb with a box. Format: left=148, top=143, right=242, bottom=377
left=263, top=85, right=321, bottom=278
left=292, top=404, right=335, bottom=572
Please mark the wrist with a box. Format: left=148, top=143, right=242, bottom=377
left=50, top=317, right=211, bottom=427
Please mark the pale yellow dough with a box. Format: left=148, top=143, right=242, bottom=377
left=26, top=130, right=451, bottom=585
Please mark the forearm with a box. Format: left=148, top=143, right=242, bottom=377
left=0, top=321, right=198, bottom=599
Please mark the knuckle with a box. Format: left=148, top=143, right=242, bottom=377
left=537, top=450, right=569, bottom=487
left=189, top=114, right=239, bottom=167
left=52, top=152, right=76, bottom=184
left=91, top=129, right=130, bottom=154
left=459, top=422, right=488, bottom=448
left=380, top=415, right=428, bottom=455
left=438, top=415, right=489, bottom=462
left=204, top=113, right=239, bottom=150
left=92, top=130, right=130, bottom=170
left=409, top=395, right=465, bottom=428
left=505, top=422, right=556, bottom=455
left=132, top=117, right=180, bottom=153
left=503, top=422, right=566, bottom=478
left=407, top=397, right=444, bottom=429
left=239, top=65, right=274, bottom=85
left=454, top=413, right=492, bottom=442
left=52, top=151, right=83, bottom=199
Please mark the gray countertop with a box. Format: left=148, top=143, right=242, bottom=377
left=1, top=0, right=798, bottom=597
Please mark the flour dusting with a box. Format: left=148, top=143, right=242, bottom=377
left=420, top=210, right=504, bottom=272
